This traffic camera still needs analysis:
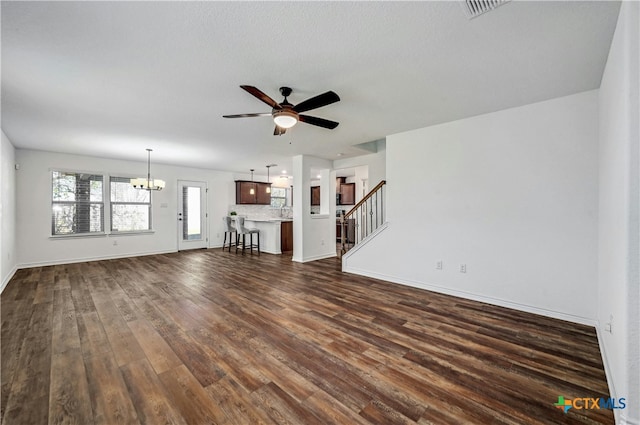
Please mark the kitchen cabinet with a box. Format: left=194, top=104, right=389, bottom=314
left=280, top=221, right=293, bottom=252
left=311, top=186, right=320, bottom=205
left=255, top=184, right=272, bottom=205
left=338, top=183, right=355, bottom=205
left=236, top=181, right=255, bottom=204
left=239, top=218, right=292, bottom=254
left=235, top=181, right=272, bottom=205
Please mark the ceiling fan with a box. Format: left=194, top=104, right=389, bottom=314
left=223, top=85, right=340, bottom=136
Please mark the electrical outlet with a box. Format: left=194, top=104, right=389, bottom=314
left=321, top=239, right=325, bottom=246
left=460, top=264, right=466, bottom=273
left=113, top=240, right=118, bottom=246
left=436, top=260, right=443, bottom=270
left=216, top=233, right=220, bottom=238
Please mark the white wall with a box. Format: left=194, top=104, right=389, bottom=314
left=598, top=2, right=639, bottom=424
left=1, top=131, right=17, bottom=291
left=334, top=140, right=386, bottom=192
left=292, top=155, right=336, bottom=262
left=15, top=149, right=235, bottom=267
left=344, top=90, right=599, bottom=324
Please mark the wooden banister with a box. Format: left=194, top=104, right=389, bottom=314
left=344, top=180, right=386, bottom=219
left=339, top=180, right=386, bottom=256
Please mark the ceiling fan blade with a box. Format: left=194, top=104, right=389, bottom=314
left=240, top=85, right=281, bottom=109
left=274, top=125, right=287, bottom=136
left=293, top=91, right=340, bottom=113
left=298, top=115, right=339, bottom=130
left=223, top=113, right=272, bottom=118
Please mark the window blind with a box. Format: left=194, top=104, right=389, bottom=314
left=51, top=171, right=104, bottom=235
left=110, top=177, right=151, bottom=232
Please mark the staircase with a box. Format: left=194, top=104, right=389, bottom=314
left=339, top=180, right=386, bottom=256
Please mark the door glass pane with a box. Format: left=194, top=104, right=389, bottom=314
left=182, top=186, right=202, bottom=240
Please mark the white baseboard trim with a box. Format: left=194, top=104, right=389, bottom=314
left=598, top=326, right=639, bottom=425
left=16, top=249, right=177, bottom=270
left=342, top=266, right=597, bottom=326
left=596, top=327, right=617, bottom=400
left=15, top=246, right=287, bottom=274
left=1, top=265, right=18, bottom=294
left=293, top=252, right=337, bottom=263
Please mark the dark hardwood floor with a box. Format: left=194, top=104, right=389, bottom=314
left=1, top=249, right=613, bottom=424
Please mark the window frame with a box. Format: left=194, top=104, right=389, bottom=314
left=51, top=169, right=106, bottom=237
left=109, top=176, right=153, bottom=234
left=270, top=186, right=287, bottom=208
left=50, top=169, right=157, bottom=238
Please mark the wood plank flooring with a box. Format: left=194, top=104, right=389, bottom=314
left=1, top=249, right=613, bottom=424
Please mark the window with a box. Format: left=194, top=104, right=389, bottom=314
left=52, top=171, right=104, bottom=235
left=270, top=187, right=287, bottom=208
left=110, top=177, right=151, bottom=232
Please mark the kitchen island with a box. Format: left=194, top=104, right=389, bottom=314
left=239, top=218, right=293, bottom=254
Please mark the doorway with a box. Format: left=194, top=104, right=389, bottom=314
left=177, top=180, right=208, bottom=250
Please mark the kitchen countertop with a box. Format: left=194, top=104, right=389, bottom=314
left=244, top=217, right=293, bottom=222
left=227, top=216, right=292, bottom=254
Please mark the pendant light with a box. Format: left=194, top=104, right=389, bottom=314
left=265, top=164, right=275, bottom=194
left=249, top=169, right=255, bottom=195
left=131, top=149, right=165, bottom=190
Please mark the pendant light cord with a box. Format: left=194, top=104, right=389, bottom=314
left=147, top=149, right=152, bottom=189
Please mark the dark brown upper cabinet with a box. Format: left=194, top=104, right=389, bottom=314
left=336, top=177, right=355, bottom=205
left=235, top=181, right=272, bottom=205
left=311, top=186, right=320, bottom=206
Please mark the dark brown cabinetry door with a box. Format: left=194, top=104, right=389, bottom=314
left=339, top=183, right=355, bottom=205
left=255, top=183, right=272, bottom=205
left=280, top=221, right=293, bottom=252
left=236, top=181, right=256, bottom=204
left=311, top=186, right=320, bottom=205
left=235, top=181, right=272, bottom=205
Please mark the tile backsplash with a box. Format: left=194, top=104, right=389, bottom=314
left=228, top=204, right=292, bottom=219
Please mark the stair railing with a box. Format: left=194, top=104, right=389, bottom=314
left=339, top=180, right=386, bottom=255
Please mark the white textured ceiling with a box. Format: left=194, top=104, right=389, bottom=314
left=1, top=1, right=620, bottom=176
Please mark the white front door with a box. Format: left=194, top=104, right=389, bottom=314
left=177, top=180, right=208, bottom=250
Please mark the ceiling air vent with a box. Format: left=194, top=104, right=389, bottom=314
left=460, top=0, right=511, bottom=19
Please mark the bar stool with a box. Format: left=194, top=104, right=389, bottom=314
left=222, top=216, right=236, bottom=252
left=235, top=217, right=260, bottom=255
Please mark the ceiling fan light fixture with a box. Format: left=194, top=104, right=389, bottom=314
left=224, top=86, right=339, bottom=135
left=273, top=110, right=298, bottom=129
